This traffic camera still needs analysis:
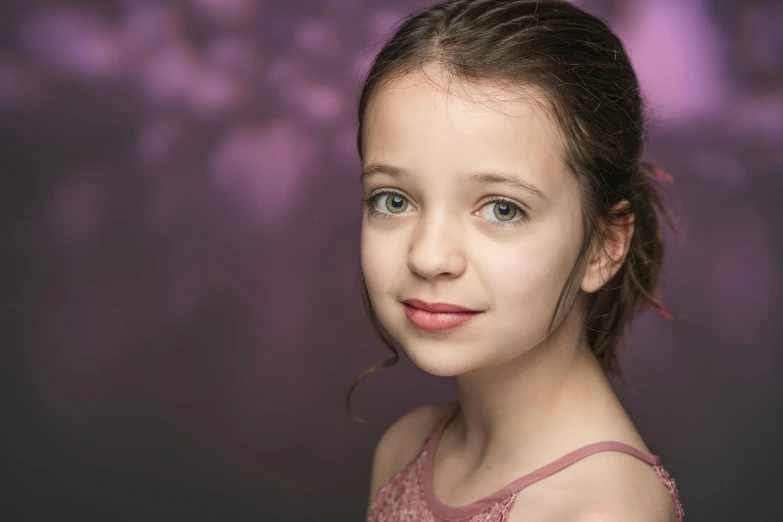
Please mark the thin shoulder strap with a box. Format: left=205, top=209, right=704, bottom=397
left=423, top=409, right=666, bottom=521
left=431, top=407, right=661, bottom=479
left=492, top=441, right=663, bottom=500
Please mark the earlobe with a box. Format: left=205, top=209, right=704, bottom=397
left=579, top=241, right=608, bottom=294
left=579, top=204, right=635, bottom=294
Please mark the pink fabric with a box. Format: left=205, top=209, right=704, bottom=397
left=368, top=410, right=684, bottom=522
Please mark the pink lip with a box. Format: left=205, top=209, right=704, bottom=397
left=403, top=300, right=481, bottom=332
left=403, top=299, right=478, bottom=313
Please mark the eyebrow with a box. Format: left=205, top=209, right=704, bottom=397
left=360, top=163, right=548, bottom=201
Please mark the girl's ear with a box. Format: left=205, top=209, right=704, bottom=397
left=580, top=201, right=634, bottom=294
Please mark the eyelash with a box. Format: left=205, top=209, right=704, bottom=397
left=362, top=190, right=529, bottom=228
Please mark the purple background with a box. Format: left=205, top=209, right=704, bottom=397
left=1, top=0, right=781, bottom=520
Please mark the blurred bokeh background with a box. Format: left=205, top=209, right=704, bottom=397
left=1, top=0, right=781, bottom=520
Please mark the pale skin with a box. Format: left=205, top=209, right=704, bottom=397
left=361, top=64, right=677, bottom=521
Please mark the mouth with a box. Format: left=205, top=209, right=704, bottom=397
left=403, top=299, right=480, bottom=313
left=402, top=299, right=482, bottom=332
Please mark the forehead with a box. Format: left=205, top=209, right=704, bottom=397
left=362, top=64, right=569, bottom=189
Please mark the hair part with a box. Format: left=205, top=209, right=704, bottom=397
left=347, top=0, right=678, bottom=422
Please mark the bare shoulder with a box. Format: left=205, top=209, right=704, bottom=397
left=370, top=402, right=457, bottom=487
left=366, top=402, right=457, bottom=513
left=510, top=450, right=679, bottom=522
left=565, top=451, right=678, bottom=522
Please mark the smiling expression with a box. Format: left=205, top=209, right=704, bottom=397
left=360, top=65, right=589, bottom=376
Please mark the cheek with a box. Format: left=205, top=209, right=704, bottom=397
left=360, top=224, right=399, bottom=296
left=487, top=222, right=582, bottom=314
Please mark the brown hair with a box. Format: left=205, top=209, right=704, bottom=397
left=347, top=0, right=678, bottom=420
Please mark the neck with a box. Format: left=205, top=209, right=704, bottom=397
left=450, top=300, right=636, bottom=467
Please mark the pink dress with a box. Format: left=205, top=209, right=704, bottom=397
left=368, top=409, right=684, bottom=522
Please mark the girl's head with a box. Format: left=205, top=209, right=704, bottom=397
left=349, top=0, right=675, bottom=408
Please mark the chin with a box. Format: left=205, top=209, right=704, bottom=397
left=399, top=339, right=480, bottom=377
left=376, top=302, right=512, bottom=376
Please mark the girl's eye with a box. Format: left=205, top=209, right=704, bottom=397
left=363, top=192, right=528, bottom=228
left=364, top=191, right=412, bottom=216
left=479, top=198, right=528, bottom=227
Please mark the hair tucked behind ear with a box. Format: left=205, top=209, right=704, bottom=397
left=346, top=0, right=680, bottom=420
left=584, top=160, right=679, bottom=375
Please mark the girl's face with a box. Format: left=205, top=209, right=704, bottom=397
left=360, top=65, right=588, bottom=377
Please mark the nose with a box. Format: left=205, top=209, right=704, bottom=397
left=406, top=214, right=467, bottom=280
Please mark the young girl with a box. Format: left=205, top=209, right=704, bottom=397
left=349, top=1, right=684, bottom=520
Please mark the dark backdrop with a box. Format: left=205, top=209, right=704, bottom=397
left=2, top=0, right=781, bottom=520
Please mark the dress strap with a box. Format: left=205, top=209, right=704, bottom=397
left=501, top=440, right=662, bottom=493
left=423, top=408, right=665, bottom=521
